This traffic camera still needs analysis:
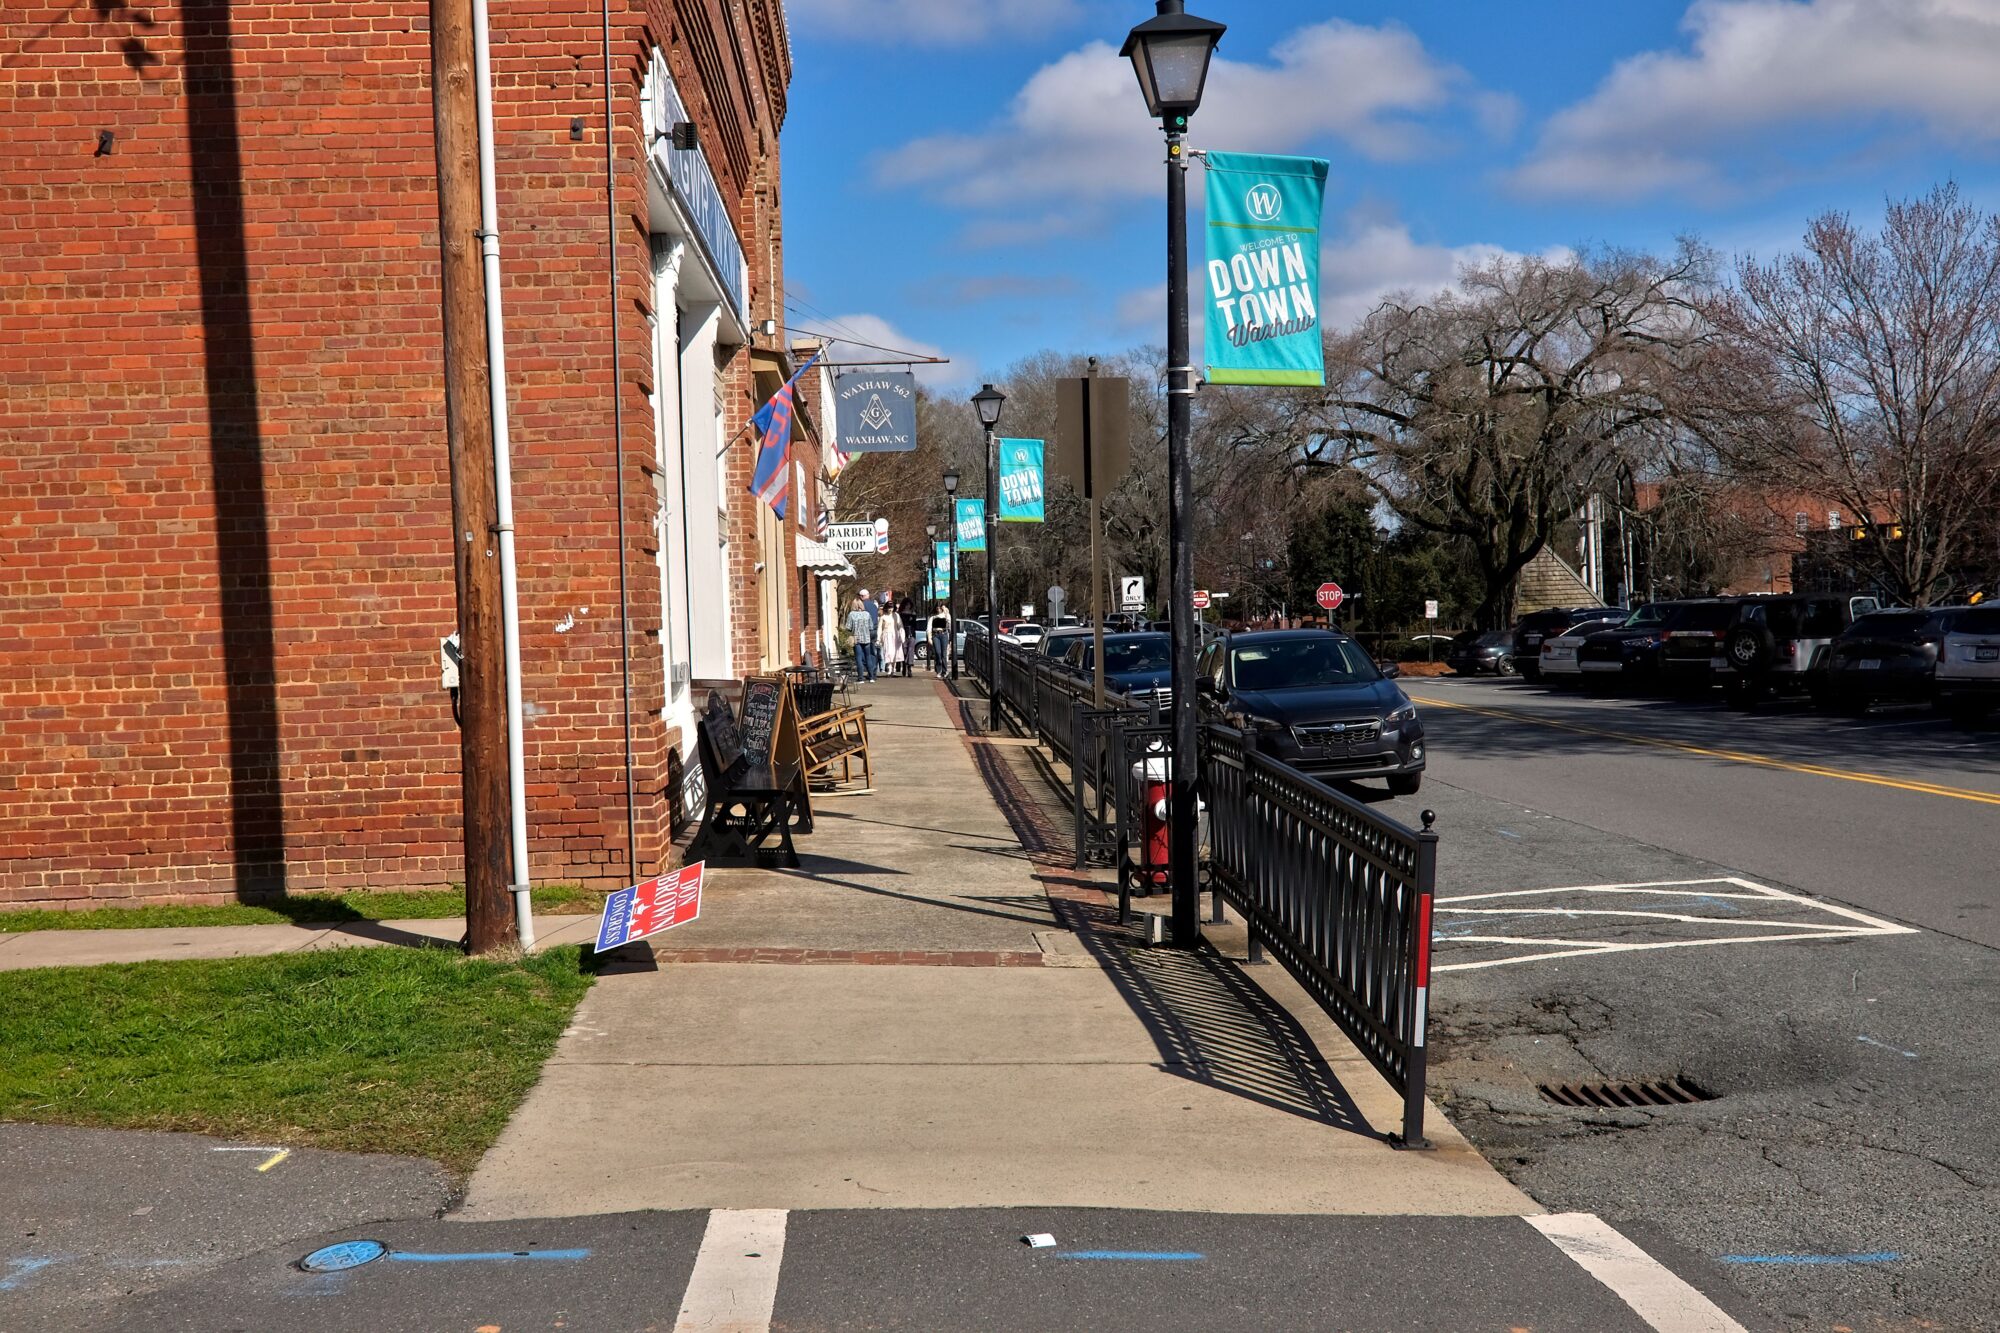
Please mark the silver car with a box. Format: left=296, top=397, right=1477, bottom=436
left=1936, top=603, right=2000, bottom=721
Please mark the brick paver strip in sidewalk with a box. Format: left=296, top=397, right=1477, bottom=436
left=654, top=947, right=1045, bottom=967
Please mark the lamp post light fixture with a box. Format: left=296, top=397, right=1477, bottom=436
left=1124, top=0, right=1224, bottom=950
left=943, top=468, right=961, bottom=680
left=970, top=383, right=1007, bottom=731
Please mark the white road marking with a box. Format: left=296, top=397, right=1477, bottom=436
left=1434, top=877, right=1915, bottom=973
left=675, top=1208, right=788, bottom=1333
left=1529, top=1213, right=1747, bottom=1333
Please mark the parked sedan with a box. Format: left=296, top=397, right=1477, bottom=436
left=1510, top=605, right=1618, bottom=680
left=1446, top=630, right=1517, bottom=676
left=1823, top=608, right=1963, bottom=712
left=1039, top=627, right=1092, bottom=659
left=1936, top=604, right=2000, bottom=721
left=1573, top=602, right=1686, bottom=688
left=1537, top=615, right=1627, bottom=686
left=1001, top=622, right=1044, bottom=649
left=1196, top=629, right=1426, bottom=795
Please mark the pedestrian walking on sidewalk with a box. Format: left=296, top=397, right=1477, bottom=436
left=879, top=601, right=907, bottom=678
left=930, top=606, right=951, bottom=676
left=860, top=588, right=882, bottom=682
left=846, top=596, right=877, bottom=683
left=898, top=598, right=919, bottom=677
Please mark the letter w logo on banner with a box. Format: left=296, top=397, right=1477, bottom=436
left=1203, top=152, right=1328, bottom=388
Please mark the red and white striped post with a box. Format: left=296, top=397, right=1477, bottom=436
left=1401, top=809, right=1440, bottom=1148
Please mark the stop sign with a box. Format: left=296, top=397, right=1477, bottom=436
left=1316, top=582, right=1345, bottom=611
left=1191, top=589, right=1211, bottom=610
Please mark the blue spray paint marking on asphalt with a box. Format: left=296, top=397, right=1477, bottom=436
left=0, top=1257, right=61, bottom=1291
left=1058, top=1251, right=1205, bottom=1261
left=386, top=1248, right=592, bottom=1264
left=1719, top=1252, right=1900, bottom=1265
left=1856, top=1034, right=1918, bottom=1058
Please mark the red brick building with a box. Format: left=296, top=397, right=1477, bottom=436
left=0, top=1, right=822, bottom=909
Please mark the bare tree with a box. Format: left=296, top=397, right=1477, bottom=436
left=1309, top=245, right=1712, bottom=627
left=1694, top=184, right=2000, bottom=605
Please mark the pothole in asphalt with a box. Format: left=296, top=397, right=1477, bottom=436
left=1537, top=1076, right=1715, bottom=1109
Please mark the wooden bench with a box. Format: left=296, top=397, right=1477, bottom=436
left=685, top=697, right=804, bottom=869
left=798, top=705, right=872, bottom=791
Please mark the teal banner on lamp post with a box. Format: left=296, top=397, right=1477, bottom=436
left=955, top=497, right=986, bottom=553
left=997, top=439, right=1045, bottom=523
left=1203, top=151, right=1329, bottom=388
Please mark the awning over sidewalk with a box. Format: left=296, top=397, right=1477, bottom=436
left=796, top=535, right=855, bottom=577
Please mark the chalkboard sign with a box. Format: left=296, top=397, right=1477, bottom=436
left=739, top=677, right=783, bottom=767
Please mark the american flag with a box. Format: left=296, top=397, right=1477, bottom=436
left=747, top=350, right=821, bottom=519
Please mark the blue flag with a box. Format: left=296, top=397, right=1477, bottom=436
left=748, top=350, right=821, bottom=518
left=1203, top=153, right=1328, bottom=388
left=998, top=439, right=1045, bottom=523
left=955, top=497, right=986, bottom=553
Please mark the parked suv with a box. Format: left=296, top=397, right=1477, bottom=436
left=1936, top=603, right=2000, bottom=721
left=1196, top=629, right=1426, bottom=795
left=1656, top=599, right=1753, bottom=693
left=1714, top=594, right=1881, bottom=705
left=1510, top=606, right=1618, bottom=681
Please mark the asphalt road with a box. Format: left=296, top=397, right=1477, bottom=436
left=1395, top=673, right=2000, bottom=1333
left=1400, top=676, right=2000, bottom=946
left=33, top=1207, right=1760, bottom=1333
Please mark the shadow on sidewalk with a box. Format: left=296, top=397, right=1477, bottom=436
left=954, top=690, right=1381, bottom=1140
left=1055, top=895, right=1379, bottom=1139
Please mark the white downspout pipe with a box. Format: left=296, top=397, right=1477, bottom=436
left=471, top=0, right=534, bottom=948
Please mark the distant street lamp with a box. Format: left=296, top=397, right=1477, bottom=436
left=1123, top=0, right=1224, bottom=949
left=971, top=383, right=1008, bottom=731
left=943, top=468, right=961, bottom=680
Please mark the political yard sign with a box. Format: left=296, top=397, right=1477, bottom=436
left=998, top=439, right=1045, bottom=523
left=1204, top=152, right=1329, bottom=388
left=594, top=862, right=704, bottom=951
left=834, top=372, right=917, bottom=453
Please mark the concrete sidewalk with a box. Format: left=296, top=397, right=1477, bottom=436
left=0, top=914, right=599, bottom=971
left=455, top=675, right=1532, bottom=1221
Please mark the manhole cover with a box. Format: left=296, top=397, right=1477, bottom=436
left=299, top=1239, right=387, bottom=1272
left=1538, top=1077, right=1714, bottom=1109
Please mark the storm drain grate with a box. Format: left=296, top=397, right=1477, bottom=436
left=1538, top=1077, right=1714, bottom=1109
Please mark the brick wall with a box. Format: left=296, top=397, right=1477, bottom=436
left=0, top=0, right=791, bottom=908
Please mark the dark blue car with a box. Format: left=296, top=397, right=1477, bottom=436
left=1060, top=632, right=1175, bottom=708
left=1195, top=629, right=1427, bottom=795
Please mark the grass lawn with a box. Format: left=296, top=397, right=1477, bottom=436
left=0, top=885, right=609, bottom=933
left=0, top=946, right=595, bottom=1173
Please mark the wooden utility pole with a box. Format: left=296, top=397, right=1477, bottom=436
left=428, top=0, right=514, bottom=954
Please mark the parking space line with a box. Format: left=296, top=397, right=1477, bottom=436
left=1407, top=693, right=2000, bottom=806
left=675, top=1208, right=787, bottom=1333
left=1529, top=1213, right=1747, bottom=1333
left=1433, top=877, right=1915, bottom=973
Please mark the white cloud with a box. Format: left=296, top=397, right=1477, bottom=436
left=805, top=312, right=968, bottom=390
left=1513, top=0, right=2000, bottom=200
left=876, top=20, right=1479, bottom=211
left=787, top=0, right=1081, bottom=46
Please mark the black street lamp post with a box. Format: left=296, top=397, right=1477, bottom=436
left=971, top=383, right=1007, bottom=731
left=943, top=468, right=960, bottom=681
left=1123, top=0, right=1224, bottom=949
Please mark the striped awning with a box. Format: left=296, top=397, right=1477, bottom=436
left=795, top=535, right=855, bottom=576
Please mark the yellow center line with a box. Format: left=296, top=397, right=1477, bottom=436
left=1406, top=692, right=2000, bottom=807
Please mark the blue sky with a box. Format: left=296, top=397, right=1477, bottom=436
left=780, top=0, right=2000, bottom=391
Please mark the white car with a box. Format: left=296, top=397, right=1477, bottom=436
left=1936, top=603, right=2000, bottom=721
left=1001, top=622, right=1044, bottom=649
left=1539, top=616, right=1626, bottom=686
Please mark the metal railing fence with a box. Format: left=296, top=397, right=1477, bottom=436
left=1199, top=724, right=1436, bottom=1145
